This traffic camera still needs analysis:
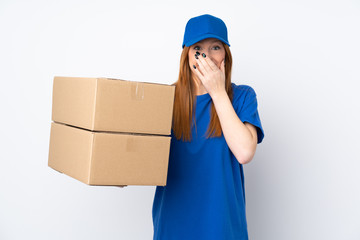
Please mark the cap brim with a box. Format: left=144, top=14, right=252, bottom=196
left=183, top=33, right=230, bottom=48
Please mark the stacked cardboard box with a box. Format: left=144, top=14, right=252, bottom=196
left=48, top=76, right=175, bottom=186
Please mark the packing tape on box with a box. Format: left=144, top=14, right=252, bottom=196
left=130, top=82, right=144, bottom=100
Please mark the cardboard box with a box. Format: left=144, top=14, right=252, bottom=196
left=52, top=76, right=175, bottom=135
left=48, top=76, right=175, bottom=186
left=48, top=122, right=171, bottom=186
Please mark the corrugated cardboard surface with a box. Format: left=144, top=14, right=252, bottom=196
left=52, top=76, right=175, bottom=135
left=48, top=122, right=171, bottom=186
left=52, top=77, right=97, bottom=131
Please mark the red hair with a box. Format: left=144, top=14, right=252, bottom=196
left=171, top=43, right=234, bottom=141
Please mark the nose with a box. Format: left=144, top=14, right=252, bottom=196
left=202, top=51, right=218, bottom=65
left=202, top=50, right=209, bottom=57
left=198, top=50, right=213, bottom=61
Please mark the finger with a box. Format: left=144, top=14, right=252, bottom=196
left=201, top=53, right=218, bottom=71
left=192, top=64, right=205, bottom=83
left=195, top=59, right=206, bottom=77
left=220, top=59, right=225, bottom=74
left=196, top=53, right=213, bottom=73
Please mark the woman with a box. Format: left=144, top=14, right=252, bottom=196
left=152, top=14, right=265, bottom=240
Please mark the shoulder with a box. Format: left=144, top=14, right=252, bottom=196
left=231, top=82, right=257, bottom=102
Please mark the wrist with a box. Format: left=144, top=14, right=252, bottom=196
left=211, top=89, right=227, bottom=102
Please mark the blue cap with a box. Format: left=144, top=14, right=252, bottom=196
left=182, top=14, right=230, bottom=48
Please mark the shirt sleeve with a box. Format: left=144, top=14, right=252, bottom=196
left=235, top=86, right=265, bottom=144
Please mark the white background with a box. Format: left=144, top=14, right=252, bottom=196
left=0, top=0, right=359, bottom=239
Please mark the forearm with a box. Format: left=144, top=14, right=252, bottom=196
left=211, top=91, right=256, bottom=164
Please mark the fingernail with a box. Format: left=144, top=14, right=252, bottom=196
left=195, top=54, right=199, bottom=59
left=196, top=51, right=200, bottom=56
left=193, top=65, right=196, bottom=69
left=202, top=53, right=206, bottom=58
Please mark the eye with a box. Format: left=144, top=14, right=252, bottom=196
left=193, top=45, right=221, bottom=50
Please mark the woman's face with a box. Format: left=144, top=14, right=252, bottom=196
left=188, top=38, right=226, bottom=75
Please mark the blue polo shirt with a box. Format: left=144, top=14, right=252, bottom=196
left=152, top=83, right=264, bottom=240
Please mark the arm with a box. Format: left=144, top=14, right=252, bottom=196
left=191, top=52, right=259, bottom=164
left=212, top=91, right=258, bottom=164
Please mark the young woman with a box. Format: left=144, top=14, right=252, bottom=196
left=152, top=14, right=265, bottom=240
